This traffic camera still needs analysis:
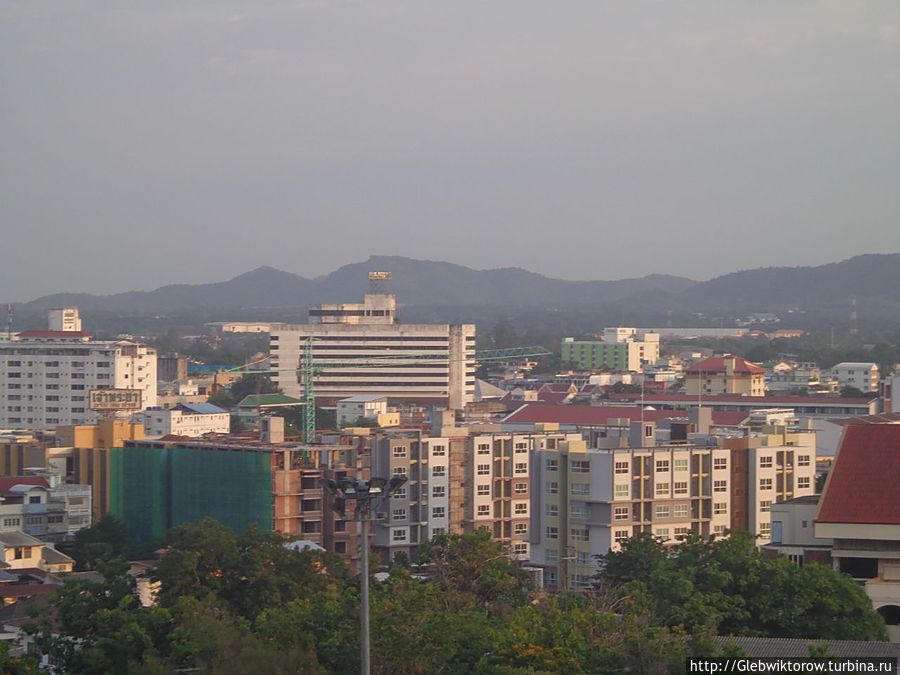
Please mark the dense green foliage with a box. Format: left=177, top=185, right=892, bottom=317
left=16, top=522, right=887, bottom=674
left=595, top=531, right=888, bottom=641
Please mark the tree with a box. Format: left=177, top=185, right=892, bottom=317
left=229, top=374, right=281, bottom=403
left=72, top=515, right=131, bottom=570
left=489, top=321, right=520, bottom=349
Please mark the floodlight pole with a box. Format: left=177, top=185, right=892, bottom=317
left=359, top=503, right=371, bottom=675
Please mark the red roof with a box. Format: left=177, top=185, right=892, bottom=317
left=0, top=476, right=50, bottom=495
left=15, top=330, right=92, bottom=338
left=817, top=425, right=900, bottom=525
left=685, top=356, right=766, bottom=375
left=710, top=411, right=751, bottom=426
left=612, top=393, right=873, bottom=406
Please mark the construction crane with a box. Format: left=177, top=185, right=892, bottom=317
left=223, top=340, right=552, bottom=442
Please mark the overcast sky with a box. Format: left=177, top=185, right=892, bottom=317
left=2, top=1, right=898, bottom=301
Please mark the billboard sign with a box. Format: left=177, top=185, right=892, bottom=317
left=89, top=388, right=143, bottom=411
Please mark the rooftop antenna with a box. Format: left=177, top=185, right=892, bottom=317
left=850, top=296, right=858, bottom=336
left=5, top=304, right=12, bottom=339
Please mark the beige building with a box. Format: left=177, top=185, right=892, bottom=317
left=684, top=355, right=766, bottom=397
left=269, top=284, right=476, bottom=409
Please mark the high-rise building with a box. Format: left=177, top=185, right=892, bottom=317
left=0, top=313, right=157, bottom=431
left=269, top=280, right=476, bottom=409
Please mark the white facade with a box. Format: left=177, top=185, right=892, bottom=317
left=133, top=405, right=230, bottom=438
left=336, top=395, right=389, bottom=427
left=47, top=307, right=82, bottom=332
left=270, top=291, right=476, bottom=409
left=0, top=333, right=157, bottom=431
left=831, top=362, right=880, bottom=393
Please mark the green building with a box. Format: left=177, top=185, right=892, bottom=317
left=561, top=339, right=631, bottom=371
left=110, top=443, right=272, bottom=550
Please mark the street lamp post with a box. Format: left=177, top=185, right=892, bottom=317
left=322, top=476, right=407, bottom=675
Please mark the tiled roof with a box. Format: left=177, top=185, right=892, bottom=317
left=817, top=425, right=900, bottom=525
left=825, top=412, right=900, bottom=426
left=178, top=402, right=229, bottom=415
left=0, top=476, right=50, bottom=496
left=709, top=411, right=750, bottom=426
left=613, top=393, right=873, bottom=406
left=685, top=356, right=766, bottom=375
left=15, top=330, right=93, bottom=338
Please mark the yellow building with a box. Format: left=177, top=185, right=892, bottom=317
left=684, top=355, right=766, bottom=397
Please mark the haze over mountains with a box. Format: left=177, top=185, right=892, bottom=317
left=10, top=254, right=900, bottom=320
left=7, top=254, right=900, bottom=331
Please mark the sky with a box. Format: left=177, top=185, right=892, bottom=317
left=2, top=1, right=898, bottom=302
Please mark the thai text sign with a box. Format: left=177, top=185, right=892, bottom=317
left=89, top=388, right=142, bottom=411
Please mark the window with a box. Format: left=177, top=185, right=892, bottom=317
left=514, top=482, right=528, bottom=495
left=3, top=518, right=19, bottom=527
left=759, top=522, right=771, bottom=536
left=674, top=527, right=690, bottom=537
left=798, top=455, right=811, bottom=467
left=514, top=522, right=527, bottom=535
left=615, top=484, right=629, bottom=498
left=28, top=496, right=41, bottom=504
left=432, top=507, right=445, bottom=519
left=614, top=461, right=629, bottom=474
left=514, top=442, right=527, bottom=453
left=393, top=446, right=407, bottom=458
left=477, top=504, right=490, bottom=516
left=477, top=443, right=490, bottom=455
left=512, top=543, right=528, bottom=556
left=759, top=456, right=773, bottom=468
left=514, top=503, right=528, bottom=515
left=714, top=457, right=727, bottom=470
left=546, top=481, right=558, bottom=495
left=392, top=467, right=407, bottom=477
left=392, top=508, right=407, bottom=521
left=477, top=464, right=490, bottom=475
left=674, top=481, right=688, bottom=495
left=392, top=529, right=407, bottom=543
left=545, top=549, right=559, bottom=563
left=432, top=465, right=446, bottom=477
left=714, top=502, right=727, bottom=515
left=431, top=528, right=445, bottom=536
left=655, top=505, right=670, bottom=519
left=674, top=459, right=688, bottom=472
left=571, top=460, right=590, bottom=473
left=655, top=528, right=670, bottom=542
left=713, top=480, right=727, bottom=493
left=432, top=486, right=446, bottom=498
left=577, top=551, right=592, bottom=565
left=335, top=541, right=347, bottom=554
left=614, top=506, right=629, bottom=521
left=797, top=477, right=810, bottom=489
left=571, top=528, right=588, bottom=542
left=392, top=487, right=407, bottom=500
left=546, top=526, right=559, bottom=540
left=759, top=500, right=772, bottom=512
left=545, top=459, right=558, bottom=472
left=514, top=462, right=527, bottom=474
left=431, top=445, right=445, bottom=456
left=614, top=530, right=630, bottom=543
left=570, top=483, right=590, bottom=496
left=759, top=478, right=772, bottom=491
left=545, top=504, right=558, bottom=517
left=714, top=524, right=726, bottom=534
left=656, top=460, right=669, bottom=472
left=570, top=504, right=588, bottom=519
left=476, top=484, right=490, bottom=496
left=655, top=482, right=669, bottom=496
left=673, top=504, right=689, bottom=518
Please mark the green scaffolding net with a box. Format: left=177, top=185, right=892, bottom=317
left=110, top=445, right=272, bottom=551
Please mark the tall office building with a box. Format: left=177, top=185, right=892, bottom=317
left=269, top=276, right=476, bottom=409
left=0, top=309, right=157, bottom=431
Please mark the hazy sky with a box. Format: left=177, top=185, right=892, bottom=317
left=2, top=1, right=898, bottom=301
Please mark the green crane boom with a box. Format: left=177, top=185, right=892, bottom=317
left=221, top=343, right=552, bottom=442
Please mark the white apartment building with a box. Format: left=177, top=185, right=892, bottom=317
left=530, top=439, right=726, bottom=590
left=133, top=403, right=230, bottom=438
left=830, top=362, right=880, bottom=393
left=0, top=331, right=157, bottom=430
left=269, top=286, right=476, bottom=409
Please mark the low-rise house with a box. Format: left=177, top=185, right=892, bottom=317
left=133, top=403, right=231, bottom=438
left=0, top=531, right=73, bottom=574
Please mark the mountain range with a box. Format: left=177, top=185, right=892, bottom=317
left=8, top=254, right=900, bottom=331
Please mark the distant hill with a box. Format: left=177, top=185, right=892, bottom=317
left=8, top=254, right=900, bottom=335
left=12, top=256, right=697, bottom=315
left=682, top=254, right=900, bottom=309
